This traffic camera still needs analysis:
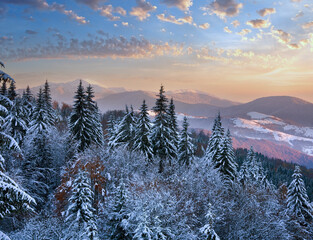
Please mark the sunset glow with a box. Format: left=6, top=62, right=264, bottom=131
left=1, top=0, right=313, bottom=102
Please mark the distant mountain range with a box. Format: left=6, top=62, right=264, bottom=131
left=18, top=79, right=313, bottom=168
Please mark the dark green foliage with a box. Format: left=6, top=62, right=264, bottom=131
left=151, top=85, right=176, bottom=172
left=205, top=113, right=224, bottom=166
left=177, top=117, right=194, bottom=166
left=215, top=130, right=237, bottom=182
left=8, top=81, right=17, bottom=101
left=69, top=81, right=94, bottom=152
left=134, top=100, right=153, bottom=160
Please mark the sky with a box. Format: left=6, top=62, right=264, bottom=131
left=0, top=0, right=313, bottom=103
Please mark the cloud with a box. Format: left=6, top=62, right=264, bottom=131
left=209, top=0, right=243, bottom=19
left=292, top=11, right=304, bottom=20
left=302, top=21, right=313, bottom=29
left=0, top=5, right=8, bottom=16
left=286, top=38, right=312, bottom=50
left=257, top=8, right=276, bottom=17
left=98, top=5, right=120, bottom=21
left=2, top=0, right=88, bottom=24
left=271, top=29, right=291, bottom=44
left=195, top=46, right=288, bottom=69
left=157, top=13, right=193, bottom=25
left=2, top=0, right=49, bottom=9
left=160, top=0, right=193, bottom=11
left=224, top=26, right=232, bottom=33
left=0, top=36, right=13, bottom=45
left=246, top=19, right=271, bottom=28
left=199, top=23, right=210, bottom=29
left=130, top=0, right=156, bottom=21
left=75, top=0, right=106, bottom=10
left=0, top=35, right=183, bottom=61
left=231, top=20, right=240, bottom=27
left=25, top=29, right=38, bottom=35
left=236, top=28, right=251, bottom=36
left=50, top=3, right=88, bottom=24
left=291, top=0, right=302, bottom=2
left=115, top=7, right=127, bottom=16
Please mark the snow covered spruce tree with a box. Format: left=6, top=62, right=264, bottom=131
left=133, top=100, right=153, bottom=160
left=65, top=170, right=98, bottom=240
left=215, top=129, right=237, bottom=183
left=238, top=147, right=269, bottom=188
left=86, top=85, right=104, bottom=147
left=287, top=165, right=313, bottom=221
left=42, top=80, right=57, bottom=125
left=205, top=112, right=224, bottom=166
left=113, top=105, right=136, bottom=150
left=0, top=62, right=35, bottom=238
left=107, top=181, right=131, bottom=240
left=7, top=81, right=17, bottom=101
left=69, top=80, right=101, bottom=152
left=22, top=86, right=34, bottom=123
left=151, top=85, right=176, bottom=173
left=107, top=114, right=117, bottom=149
left=23, top=88, right=55, bottom=206
left=3, top=96, right=28, bottom=145
left=200, top=203, right=220, bottom=240
left=168, top=98, right=179, bottom=149
left=177, top=116, right=194, bottom=167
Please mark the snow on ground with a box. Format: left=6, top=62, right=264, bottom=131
left=247, top=112, right=285, bottom=125
left=247, top=112, right=271, bottom=120
left=233, top=118, right=272, bottom=134
left=303, top=146, right=313, bottom=156
left=283, top=125, right=313, bottom=138
left=176, top=113, right=207, bottom=121
left=233, top=118, right=313, bottom=146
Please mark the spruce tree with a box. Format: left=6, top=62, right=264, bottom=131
left=24, top=86, right=33, bottom=102
left=0, top=81, right=7, bottom=96
left=215, top=129, right=238, bottom=183
left=28, top=88, right=52, bottom=134
left=4, top=97, right=28, bottom=145
left=7, top=81, right=17, bottom=101
left=0, top=63, right=35, bottom=238
left=69, top=80, right=94, bottom=152
left=22, top=90, right=34, bottom=127
left=238, top=147, right=269, bottom=188
left=43, top=80, right=56, bottom=126
left=114, top=106, right=136, bottom=150
left=151, top=85, right=176, bottom=173
left=133, top=100, right=153, bottom=160
left=86, top=85, right=104, bottom=147
left=168, top=98, right=179, bottom=152
left=287, top=166, right=313, bottom=220
left=200, top=203, right=220, bottom=240
left=108, top=181, right=131, bottom=240
left=205, top=113, right=224, bottom=166
left=43, top=80, right=52, bottom=108
left=65, top=170, right=98, bottom=240
left=107, top=114, right=117, bottom=150
left=238, top=147, right=254, bottom=186
left=177, top=117, right=194, bottom=167
left=24, top=88, right=55, bottom=206
left=133, top=211, right=153, bottom=240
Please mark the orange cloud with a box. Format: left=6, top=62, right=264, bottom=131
left=130, top=0, right=157, bottom=21
left=246, top=19, right=271, bottom=28
left=257, top=8, right=276, bottom=17
left=157, top=14, right=193, bottom=25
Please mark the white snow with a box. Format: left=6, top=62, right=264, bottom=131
left=303, top=146, right=313, bottom=156
left=247, top=112, right=271, bottom=120
left=232, top=118, right=272, bottom=134
left=233, top=118, right=313, bottom=145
